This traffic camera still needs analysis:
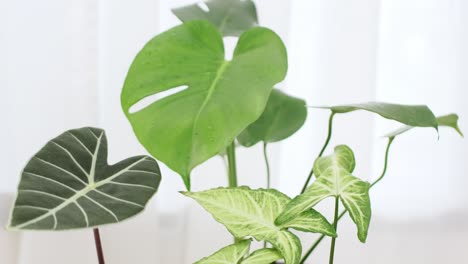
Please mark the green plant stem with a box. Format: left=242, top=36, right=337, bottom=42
left=328, top=197, right=340, bottom=264
left=300, top=137, right=395, bottom=263
left=226, top=141, right=238, bottom=188
left=263, top=142, right=271, bottom=189
left=93, top=228, right=105, bottom=264
left=301, top=112, right=335, bottom=194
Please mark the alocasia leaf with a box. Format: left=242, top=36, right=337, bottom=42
left=238, top=89, right=307, bottom=147
left=276, top=145, right=371, bottom=242
left=195, top=239, right=251, bottom=264
left=172, top=0, right=258, bottom=37
left=241, top=248, right=283, bottom=264
left=121, top=20, right=287, bottom=189
left=318, top=102, right=438, bottom=131
left=183, top=187, right=336, bottom=264
left=385, top=113, right=464, bottom=138
left=7, top=127, right=161, bottom=230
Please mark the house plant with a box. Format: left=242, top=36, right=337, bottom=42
left=6, top=0, right=463, bottom=263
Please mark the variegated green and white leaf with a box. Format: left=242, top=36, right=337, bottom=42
left=7, top=127, right=161, bottom=230
left=385, top=113, right=464, bottom=138
left=276, top=145, right=371, bottom=242
left=241, top=248, right=283, bottom=264
left=183, top=187, right=336, bottom=264
left=195, top=239, right=251, bottom=264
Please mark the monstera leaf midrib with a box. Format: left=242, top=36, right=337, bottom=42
left=189, top=60, right=229, bottom=164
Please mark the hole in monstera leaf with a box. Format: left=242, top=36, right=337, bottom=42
left=129, top=85, right=188, bottom=114
left=197, top=2, right=210, bottom=12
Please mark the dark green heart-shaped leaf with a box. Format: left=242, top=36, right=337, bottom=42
left=385, top=113, right=464, bottom=138
left=7, top=127, right=161, bottom=230
left=317, top=102, right=438, bottom=131
left=121, top=21, right=287, bottom=189
left=241, top=248, right=283, bottom=264
left=276, top=145, right=371, bottom=242
left=172, top=0, right=258, bottom=37
left=238, top=89, right=307, bottom=147
left=195, top=239, right=251, bottom=264
left=183, top=187, right=336, bottom=264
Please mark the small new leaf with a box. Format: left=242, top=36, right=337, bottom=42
left=238, top=89, right=307, bottom=147
left=317, top=102, right=438, bottom=131
left=183, top=187, right=336, bottom=264
left=385, top=113, right=464, bottom=138
left=195, top=239, right=251, bottom=264
left=276, top=145, right=371, bottom=242
left=172, top=0, right=258, bottom=37
left=241, top=248, right=283, bottom=264
left=8, top=127, right=161, bottom=230
left=121, top=21, right=287, bottom=190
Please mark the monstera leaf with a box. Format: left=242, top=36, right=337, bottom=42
left=385, top=113, right=464, bottom=138
left=241, top=248, right=283, bottom=264
left=121, top=20, right=287, bottom=189
left=238, top=89, right=307, bottom=147
left=318, top=102, right=438, bottom=131
left=276, top=145, right=371, bottom=242
left=7, top=127, right=161, bottom=230
left=195, top=239, right=251, bottom=264
left=172, top=0, right=258, bottom=37
left=183, top=187, right=336, bottom=264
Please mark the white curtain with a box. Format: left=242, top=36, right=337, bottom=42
left=1, top=0, right=467, bottom=263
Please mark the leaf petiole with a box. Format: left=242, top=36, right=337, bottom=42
left=328, top=197, right=340, bottom=264
left=93, top=228, right=105, bottom=264
left=227, top=141, right=238, bottom=188
left=301, top=112, right=335, bottom=193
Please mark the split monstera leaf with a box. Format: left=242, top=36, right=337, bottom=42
left=7, top=127, right=161, bottom=230
left=184, top=187, right=337, bottom=264
left=121, top=20, right=287, bottom=189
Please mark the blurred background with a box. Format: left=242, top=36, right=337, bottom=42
left=1, top=0, right=468, bottom=263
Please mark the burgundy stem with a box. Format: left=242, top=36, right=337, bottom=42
left=93, top=228, right=105, bottom=264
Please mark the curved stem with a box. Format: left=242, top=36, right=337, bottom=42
left=93, top=228, right=105, bottom=264
left=226, top=141, right=238, bottom=188
left=263, top=143, right=271, bottom=189
left=301, top=112, right=335, bottom=193
left=370, top=137, right=394, bottom=188
left=300, top=137, right=395, bottom=263
left=328, top=197, right=340, bottom=264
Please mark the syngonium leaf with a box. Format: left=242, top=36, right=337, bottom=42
left=238, top=89, right=307, bottom=147
left=317, top=102, right=438, bottom=131
left=385, top=113, right=464, bottom=138
left=276, top=145, right=371, bottom=243
left=195, top=239, right=251, bottom=264
left=241, top=248, right=283, bottom=264
left=183, top=187, right=337, bottom=264
left=172, top=0, right=258, bottom=37
left=7, top=127, right=161, bottom=230
left=121, top=20, right=287, bottom=190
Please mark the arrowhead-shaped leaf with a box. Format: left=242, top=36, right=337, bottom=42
left=276, top=145, right=371, bottom=242
left=7, top=127, right=161, bottom=230
left=172, top=0, right=258, bottom=37
left=238, top=89, right=307, bottom=147
left=121, top=20, right=287, bottom=189
left=385, top=113, right=464, bottom=138
left=195, top=239, right=251, bottom=264
left=183, top=187, right=336, bottom=264
left=241, top=248, right=283, bottom=264
left=318, top=102, right=438, bottom=131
